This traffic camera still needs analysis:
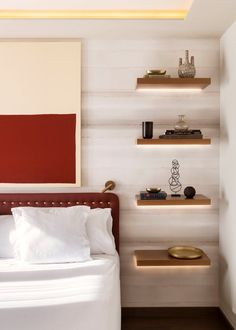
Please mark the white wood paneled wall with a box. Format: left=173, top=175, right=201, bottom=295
left=82, top=39, right=220, bottom=307
left=0, top=38, right=219, bottom=307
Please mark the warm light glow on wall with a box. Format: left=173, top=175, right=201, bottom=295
left=136, top=88, right=202, bottom=92
left=135, top=205, right=212, bottom=209
left=0, top=9, right=188, bottom=20
left=134, top=257, right=210, bottom=268
left=135, top=264, right=210, bottom=269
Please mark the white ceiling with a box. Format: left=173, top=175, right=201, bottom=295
left=0, top=0, right=193, bottom=10
left=0, top=0, right=235, bottom=39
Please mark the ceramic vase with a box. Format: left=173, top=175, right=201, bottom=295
left=178, top=50, right=196, bottom=78
left=142, top=121, right=153, bottom=139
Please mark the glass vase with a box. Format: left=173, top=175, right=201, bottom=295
left=174, top=115, right=189, bottom=132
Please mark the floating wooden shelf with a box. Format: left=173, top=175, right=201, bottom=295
left=136, top=77, right=211, bottom=90
left=135, top=250, right=211, bottom=267
left=137, top=138, right=211, bottom=145
left=137, top=194, right=211, bottom=206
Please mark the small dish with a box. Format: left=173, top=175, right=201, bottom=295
left=168, top=246, right=203, bottom=259
left=146, top=70, right=167, bottom=75
left=146, top=188, right=161, bottom=193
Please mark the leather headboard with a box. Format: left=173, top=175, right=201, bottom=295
left=0, top=193, right=120, bottom=252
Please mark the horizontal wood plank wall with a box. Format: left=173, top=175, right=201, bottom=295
left=81, top=39, right=220, bottom=307
left=0, top=38, right=219, bottom=307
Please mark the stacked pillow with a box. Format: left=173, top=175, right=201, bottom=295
left=0, top=215, right=15, bottom=258
left=0, top=205, right=116, bottom=264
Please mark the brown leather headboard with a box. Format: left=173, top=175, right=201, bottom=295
left=0, top=193, right=120, bottom=252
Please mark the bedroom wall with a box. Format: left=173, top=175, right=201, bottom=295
left=0, top=37, right=220, bottom=307
left=81, top=38, right=220, bottom=307
left=220, top=20, right=236, bottom=327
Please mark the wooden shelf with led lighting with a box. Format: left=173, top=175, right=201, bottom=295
left=136, top=77, right=211, bottom=90
left=135, top=250, right=211, bottom=267
left=137, top=138, right=211, bottom=145
left=136, top=194, right=211, bottom=206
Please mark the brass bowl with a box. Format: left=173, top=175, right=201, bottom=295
left=146, top=70, right=167, bottom=75
left=146, top=187, right=161, bottom=193
left=168, top=246, right=203, bottom=259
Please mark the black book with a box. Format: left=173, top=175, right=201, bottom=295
left=140, top=191, right=167, bottom=200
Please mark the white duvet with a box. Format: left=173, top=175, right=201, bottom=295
left=0, top=254, right=121, bottom=330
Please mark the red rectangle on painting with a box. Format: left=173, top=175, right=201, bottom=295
left=0, top=114, right=76, bottom=184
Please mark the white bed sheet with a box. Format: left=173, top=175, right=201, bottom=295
left=0, top=254, right=121, bottom=330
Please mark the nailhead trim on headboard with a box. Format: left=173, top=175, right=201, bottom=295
left=0, top=200, right=112, bottom=206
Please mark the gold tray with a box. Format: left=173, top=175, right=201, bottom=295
left=168, top=246, right=203, bottom=259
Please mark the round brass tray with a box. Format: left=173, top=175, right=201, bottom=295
left=168, top=246, right=203, bottom=260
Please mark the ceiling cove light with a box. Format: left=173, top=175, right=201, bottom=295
left=0, top=9, right=188, bottom=20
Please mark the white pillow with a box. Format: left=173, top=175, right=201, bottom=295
left=0, top=215, right=15, bottom=258
left=87, top=208, right=116, bottom=255
left=11, top=206, right=91, bottom=264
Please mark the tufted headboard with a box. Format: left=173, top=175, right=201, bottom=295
left=0, top=193, right=120, bottom=252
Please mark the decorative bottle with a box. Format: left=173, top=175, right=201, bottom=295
left=178, top=50, right=196, bottom=78
left=174, top=115, right=189, bottom=132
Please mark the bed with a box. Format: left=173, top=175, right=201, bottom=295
left=0, top=193, right=120, bottom=330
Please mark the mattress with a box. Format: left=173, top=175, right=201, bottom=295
left=0, top=254, right=121, bottom=330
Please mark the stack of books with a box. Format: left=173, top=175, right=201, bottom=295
left=140, top=191, right=167, bottom=200
left=159, top=130, right=203, bottom=140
